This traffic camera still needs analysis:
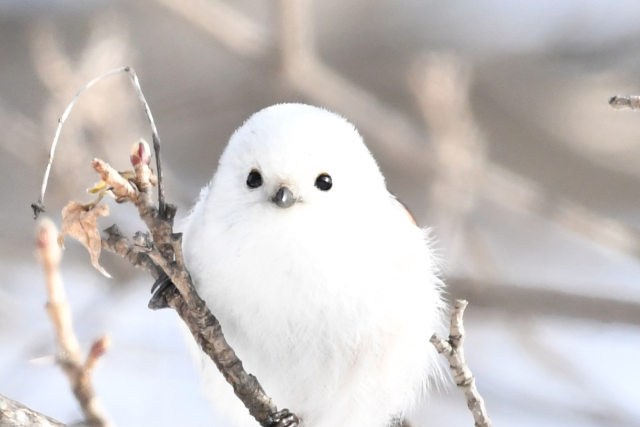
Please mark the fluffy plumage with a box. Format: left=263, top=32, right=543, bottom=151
left=182, top=103, right=447, bottom=427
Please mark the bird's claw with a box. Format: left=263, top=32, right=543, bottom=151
left=148, top=272, right=176, bottom=310
left=268, top=409, right=299, bottom=427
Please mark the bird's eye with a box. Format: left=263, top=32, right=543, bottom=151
left=246, top=169, right=263, bottom=189
left=314, top=173, right=332, bottom=191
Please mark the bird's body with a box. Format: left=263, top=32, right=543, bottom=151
left=182, top=104, right=446, bottom=427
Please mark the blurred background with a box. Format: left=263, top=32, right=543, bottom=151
left=1, top=0, right=640, bottom=426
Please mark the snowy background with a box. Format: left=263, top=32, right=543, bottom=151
left=1, top=0, right=640, bottom=426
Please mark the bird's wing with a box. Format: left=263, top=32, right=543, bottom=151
left=390, top=195, right=417, bottom=226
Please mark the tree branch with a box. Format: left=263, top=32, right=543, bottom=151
left=91, top=143, right=297, bottom=427
left=448, top=277, right=640, bottom=325
left=609, top=95, right=640, bottom=110
left=101, top=224, right=165, bottom=280
left=35, top=219, right=112, bottom=427
left=0, top=394, right=67, bottom=427
left=431, top=300, right=492, bottom=427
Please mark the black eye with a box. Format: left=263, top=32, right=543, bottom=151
left=314, top=173, right=332, bottom=191
left=246, top=169, right=263, bottom=188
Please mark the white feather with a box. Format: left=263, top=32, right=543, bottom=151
left=181, top=103, right=447, bottom=427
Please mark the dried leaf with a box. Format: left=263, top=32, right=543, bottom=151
left=58, top=202, right=111, bottom=278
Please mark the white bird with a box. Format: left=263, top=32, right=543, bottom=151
left=181, top=103, right=447, bottom=427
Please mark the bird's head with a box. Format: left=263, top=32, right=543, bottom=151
left=209, top=103, right=387, bottom=219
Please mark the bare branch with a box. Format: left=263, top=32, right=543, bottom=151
left=101, top=224, right=165, bottom=280
left=0, top=393, right=67, bottom=427
left=448, top=277, right=640, bottom=326
left=431, top=300, right=492, bottom=427
left=89, top=145, right=297, bottom=426
left=609, top=95, right=640, bottom=110
left=35, top=219, right=112, bottom=427
left=159, top=284, right=298, bottom=426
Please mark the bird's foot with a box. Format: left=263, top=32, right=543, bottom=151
left=268, top=409, right=299, bottom=427
left=148, top=272, right=177, bottom=310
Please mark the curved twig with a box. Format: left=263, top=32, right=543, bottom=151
left=32, top=67, right=165, bottom=219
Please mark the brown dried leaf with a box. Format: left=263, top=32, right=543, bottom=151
left=58, top=202, right=111, bottom=278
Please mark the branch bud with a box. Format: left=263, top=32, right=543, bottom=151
left=130, top=139, right=151, bottom=166
left=89, top=334, right=112, bottom=360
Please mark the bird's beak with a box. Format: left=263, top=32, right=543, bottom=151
left=272, top=186, right=297, bottom=208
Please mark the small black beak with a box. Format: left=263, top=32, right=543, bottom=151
left=272, top=187, right=296, bottom=208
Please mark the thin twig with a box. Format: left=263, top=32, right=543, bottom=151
left=124, top=68, right=166, bottom=218
left=32, top=67, right=165, bottom=219
left=32, top=67, right=126, bottom=218
left=35, top=218, right=112, bottom=427
left=430, top=300, right=492, bottom=427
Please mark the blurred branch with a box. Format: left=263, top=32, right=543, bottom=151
left=152, top=0, right=268, bottom=57
left=278, top=0, right=314, bottom=68
left=274, top=0, right=640, bottom=266
left=483, top=165, right=640, bottom=258
left=448, top=277, right=640, bottom=325
left=0, top=99, right=40, bottom=167
left=431, top=300, right=492, bottom=427
left=410, top=53, right=482, bottom=219
left=609, top=95, right=640, bottom=110
left=35, top=219, right=112, bottom=427
left=149, top=0, right=640, bottom=268
left=409, top=53, right=496, bottom=277
left=0, top=394, right=67, bottom=427
left=277, top=0, right=430, bottom=169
